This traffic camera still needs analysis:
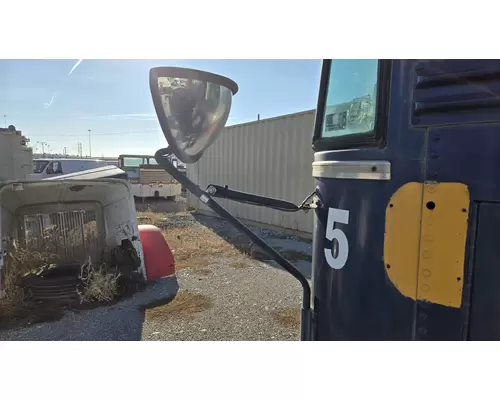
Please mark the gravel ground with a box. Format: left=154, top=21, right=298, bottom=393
left=142, top=259, right=306, bottom=341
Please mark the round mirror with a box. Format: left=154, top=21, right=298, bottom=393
left=150, top=67, right=239, bottom=164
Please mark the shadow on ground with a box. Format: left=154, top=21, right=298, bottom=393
left=192, top=213, right=313, bottom=280
left=0, top=277, right=179, bottom=341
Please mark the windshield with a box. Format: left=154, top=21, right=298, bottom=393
left=321, top=60, right=379, bottom=138
left=121, top=157, right=158, bottom=167
left=122, top=157, right=144, bottom=167
left=33, top=160, right=49, bottom=174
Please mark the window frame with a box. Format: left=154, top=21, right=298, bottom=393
left=312, top=59, right=392, bottom=152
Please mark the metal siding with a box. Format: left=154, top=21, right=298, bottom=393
left=187, top=110, right=315, bottom=234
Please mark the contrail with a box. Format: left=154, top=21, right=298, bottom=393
left=68, top=59, right=83, bottom=76
left=43, top=60, right=82, bottom=109
left=44, top=92, right=57, bottom=109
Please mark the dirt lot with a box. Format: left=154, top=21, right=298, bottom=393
left=0, top=196, right=312, bottom=341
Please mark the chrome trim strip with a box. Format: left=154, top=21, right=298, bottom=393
left=312, top=160, right=391, bottom=180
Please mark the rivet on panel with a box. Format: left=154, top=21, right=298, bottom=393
left=422, top=269, right=432, bottom=278
left=421, top=284, right=430, bottom=292
left=418, top=327, right=427, bottom=335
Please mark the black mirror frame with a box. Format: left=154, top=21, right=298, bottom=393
left=149, top=66, right=239, bottom=165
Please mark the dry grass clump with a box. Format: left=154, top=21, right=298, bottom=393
left=0, top=244, right=62, bottom=329
left=137, top=210, right=249, bottom=271
left=145, top=291, right=213, bottom=322
left=162, top=224, right=248, bottom=269
left=78, top=258, right=120, bottom=303
left=269, top=307, right=301, bottom=329
left=2, top=245, right=57, bottom=303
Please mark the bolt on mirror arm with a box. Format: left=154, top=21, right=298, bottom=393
left=155, top=147, right=313, bottom=340
left=205, top=184, right=317, bottom=212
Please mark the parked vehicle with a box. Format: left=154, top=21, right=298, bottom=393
left=28, top=158, right=109, bottom=179
left=117, top=154, right=182, bottom=200
left=0, top=173, right=175, bottom=298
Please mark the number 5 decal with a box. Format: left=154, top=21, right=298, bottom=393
left=324, top=208, right=350, bottom=269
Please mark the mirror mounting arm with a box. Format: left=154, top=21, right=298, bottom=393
left=155, top=147, right=313, bottom=340
left=206, top=184, right=313, bottom=212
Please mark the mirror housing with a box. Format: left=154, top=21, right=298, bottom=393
left=149, top=67, right=238, bottom=164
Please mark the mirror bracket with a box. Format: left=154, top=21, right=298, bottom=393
left=206, top=184, right=318, bottom=212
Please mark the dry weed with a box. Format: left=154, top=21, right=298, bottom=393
left=269, top=307, right=301, bottom=329
left=162, top=224, right=248, bottom=269
left=78, top=258, right=120, bottom=303
left=137, top=210, right=249, bottom=270
left=2, top=245, right=58, bottom=303
left=145, top=291, right=213, bottom=321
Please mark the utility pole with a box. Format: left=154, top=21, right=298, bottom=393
left=77, top=142, right=82, bottom=158
left=3, top=114, right=6, bottom=128
left=37, top=141, right=48, bottom=156
left=88, top=129, right=92, bottom=158
left=63, top=147, right=67, bottom=157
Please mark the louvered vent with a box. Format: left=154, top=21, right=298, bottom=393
left=412, top=60, right=500, bottom=126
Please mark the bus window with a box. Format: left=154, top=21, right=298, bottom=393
left=321, top=59, right=379, bottom=138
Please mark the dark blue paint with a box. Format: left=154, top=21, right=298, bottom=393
left=468, top=203, right=500, bottom=340
left=312, top=59, right=500, bottom=340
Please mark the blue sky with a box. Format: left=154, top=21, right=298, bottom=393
left=0, top=59, right=322, bottom=157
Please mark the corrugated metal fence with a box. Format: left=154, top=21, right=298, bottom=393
left=187, top=110, right=316, bottom=236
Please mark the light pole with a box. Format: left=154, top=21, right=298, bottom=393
left=37, top=141, right=48, bottom=156
left=88, top=129, right=92, bottom=158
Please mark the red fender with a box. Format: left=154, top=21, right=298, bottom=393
left=138, top=224, right=175, bottom=280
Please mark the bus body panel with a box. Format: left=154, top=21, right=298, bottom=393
left=312, top=59, right=500, bottom=340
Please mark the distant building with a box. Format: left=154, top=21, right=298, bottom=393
left=0, top=125, right=33, bottom=181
